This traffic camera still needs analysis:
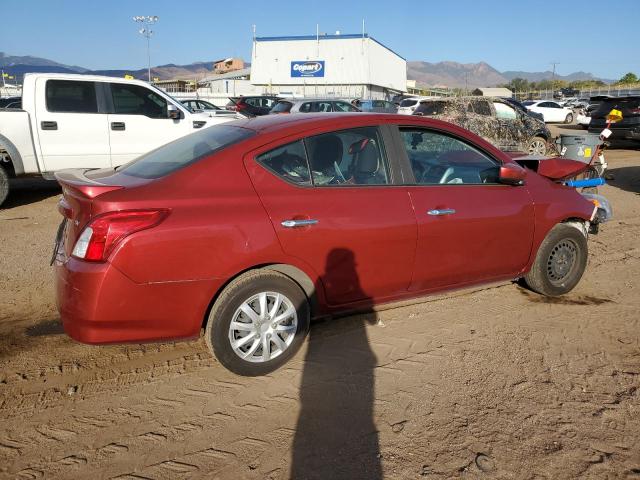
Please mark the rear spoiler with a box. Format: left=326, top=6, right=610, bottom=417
left=54, top=169, right=123, bottom=198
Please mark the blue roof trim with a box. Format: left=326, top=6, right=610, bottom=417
left=255, top=34, right=405, bottom=61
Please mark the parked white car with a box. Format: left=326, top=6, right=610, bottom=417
left=397, top=96, right=436, bottom=115
left=0, top=73, right=238, bottom=206
left=523, top=100, right=574, bottom=124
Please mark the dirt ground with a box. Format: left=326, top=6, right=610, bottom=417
left=1, top=125, right=639, bottom=479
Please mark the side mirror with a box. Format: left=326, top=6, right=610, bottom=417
left=499, top=163, right=527, bottom=186
left=168, top=104, right=181, bottom=120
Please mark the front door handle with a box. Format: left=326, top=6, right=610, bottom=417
left=281, top=219, right=318, bottom=228
left=41, top=121, right=57, bottom=130
left=111, top=122, right=126, bottom=131
left=427, top=209, right=456, bottom=216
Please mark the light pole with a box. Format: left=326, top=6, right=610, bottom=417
left=133, top=15, right=158, bottom=82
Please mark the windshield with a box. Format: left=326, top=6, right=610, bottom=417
left=119, top=125, right=255, bottom=179
left=271, top=101, right=293, bottom=113
left=400, top=99, right=418, bottom=107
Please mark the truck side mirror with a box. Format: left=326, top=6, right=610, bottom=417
left=168, top=104, right=181, bottom=120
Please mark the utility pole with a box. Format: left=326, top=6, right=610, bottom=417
left=133, top=16, right=159, bottom=82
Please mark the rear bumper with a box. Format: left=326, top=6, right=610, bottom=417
left=589, top=125, right=640, bottom=140
left=55, top=257, right=223, bottom=344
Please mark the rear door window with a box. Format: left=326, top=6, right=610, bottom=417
left=333, top=101, right=359, bottom=112
left=256, top=140, right=310, bottom=185
left=472, top=100, right=492, bottom=116
left=306, top=127, right=389, bottom=186
left=400, top=99, right=418, bottom=108
left=110, top=83, right=168, bottom=118
left=46, top=80, right=98, bottom=113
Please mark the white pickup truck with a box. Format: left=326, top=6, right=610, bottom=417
left=0, top=73, right=238, bottom=206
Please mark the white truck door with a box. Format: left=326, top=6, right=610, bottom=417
left=34, top=78, right=111, bottom=171
left=106, top=82, right=190, bottom=166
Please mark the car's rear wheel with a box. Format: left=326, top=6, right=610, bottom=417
left=528, top=136, right=547, bottom=155
left=564, top=113, right=574, bottom=124
left=0, top=165, right=9, bottom=208
left=205, top=270, right=310, bottom=376
left=523, top=223, right=588, bottom=296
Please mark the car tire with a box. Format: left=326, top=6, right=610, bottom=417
left=528, top=136, right=547, bottom=155
left=0, top=165, right=9, bottom=208
left=523, top=223, right=588, bottom=297
left=205, top=270, right=310, bottom=376
left=564, top=113, right=574, bottom=124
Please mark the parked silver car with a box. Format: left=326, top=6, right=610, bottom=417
left=270, top=98, right=361, bottom=114
left=358, top=99, right=398, bottom=113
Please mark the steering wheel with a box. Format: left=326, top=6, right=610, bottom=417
left=439, top=167, right=456, bottom=184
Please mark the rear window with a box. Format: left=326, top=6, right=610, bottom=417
left=593, top=98, right=640, bottom=117
left=46, top=80, right=98, bottom=113
left=400, top=99, right=418, bottom=108
left=271, top=101, right=293, bottom=113
left=119, top=125, right=254, bottom=179
left=414, top=101, right=449, bottom=116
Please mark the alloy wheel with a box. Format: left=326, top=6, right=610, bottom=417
left=528, top=139, right=547, bottom=155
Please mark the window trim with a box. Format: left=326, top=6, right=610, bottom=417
left=391, top=124, right=508, bottom=187
left=44, top=79, right=101, bottom=114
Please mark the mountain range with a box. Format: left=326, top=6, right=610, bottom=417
left=1, top=52, right=612, bottom=87
left=407, top=61, right=612, bottom=88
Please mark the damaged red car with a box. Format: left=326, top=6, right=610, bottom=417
left=53, top=114, right=608, bottom=376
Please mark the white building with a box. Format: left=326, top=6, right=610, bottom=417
left=250, top=33, right=407, bottom=100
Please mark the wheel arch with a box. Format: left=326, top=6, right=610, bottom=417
left=201, top=263, right=322, bottom=329
left=0, top=133, right=24, bottom=176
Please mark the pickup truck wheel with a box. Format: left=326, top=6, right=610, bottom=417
left=564, top=113, right=574, bottom=124
left=523, top=224, right=587, bottom=297
left=205, top=270, right=310, bottom=376
left=0, top=165, right=9, bottom=207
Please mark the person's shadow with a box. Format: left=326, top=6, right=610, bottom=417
left=290, top=248, right=382, bottom=480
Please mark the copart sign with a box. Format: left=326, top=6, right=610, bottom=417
left=291, top=61, right=325, bottom=77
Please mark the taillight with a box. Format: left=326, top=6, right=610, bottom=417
left=629, top=108, right=640, bottom=115
left=72, top=209, right=169, bottom=262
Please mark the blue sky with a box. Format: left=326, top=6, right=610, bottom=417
left=2, top=0, right=639, bottom=79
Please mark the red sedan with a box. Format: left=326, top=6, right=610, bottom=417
left=53, top=113, right=602, bottom=376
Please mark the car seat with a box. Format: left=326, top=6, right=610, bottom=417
left=353, top=139, right=385, bottom=184
left=307, top=134, right=344, bottom=184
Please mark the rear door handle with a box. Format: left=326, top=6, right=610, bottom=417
left=111, top=122, right=126, bottom=131
left=41, top=121, right=57, bottom=130
left=281, top=219, right=318, bottom=228
left=427, top=209, right=456, bottom=216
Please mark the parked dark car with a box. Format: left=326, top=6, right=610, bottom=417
left=0, top=96, right=21, bottom=109
left=414, top=97, right=552, bottom=155
left=588, top=96, right=640, bottom=145
left=180, top=99, right=238, bottom=116
left=54, top=113, right=602, bottom=376
left=226, top=96, right=282, bottom=116
left=503, top=97, right=544, bottom=121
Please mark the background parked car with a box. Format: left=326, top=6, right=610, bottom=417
left=226, top=95, right=281, bottom=116
left=180, top=99, right=239, bottom=117
left=358, top=99, right=398, bottom=113
left=397, top=96, right=435, bottom=115
left=588, top=95, right=640, bottom=146
left=523, top=100, right=574, bottom=123
left=413, top=96, right=552, bottom=154
left=270, top=98, right=361, bottom=114
left=503, top=97, right=544, bottom=121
